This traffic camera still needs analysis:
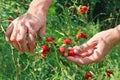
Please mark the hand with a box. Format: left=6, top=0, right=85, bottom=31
left=65, top=28, right=120, bottom=64
left=5, top=13, right=46, bottom=54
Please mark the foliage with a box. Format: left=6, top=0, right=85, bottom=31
left=0, top=0, right=120, bottom=80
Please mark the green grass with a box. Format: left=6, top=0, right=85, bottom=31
left=0, top=0, right=120, bottom=80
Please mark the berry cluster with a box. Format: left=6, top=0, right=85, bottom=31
left=78, top=6, right=89, bottom=14
left=40, top=31, right=87, bottom=59
left=84, top=70, right=113, bottom=80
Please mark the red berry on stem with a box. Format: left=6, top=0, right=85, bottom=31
left=81, top=6, right=88, bottom=11
left=68, top=49, right=75, bottom=56
left=59, top=47, right=65, bottom=55
left=84, top=72, right=92, bottom=80
left=63, top=38, right=71, bottom=45
left=7, top=17, right=14, bottom=22
left=76, top=33, right=82, bottom=39
left=106, top=70, right=113, bottom=77
left=81, top=33, right=87, bottom=39
left=46, top=36, right=54, bottom=43
left=41, top=45, right=50, bottom=52
left=79, top=8, right=86, bottom=14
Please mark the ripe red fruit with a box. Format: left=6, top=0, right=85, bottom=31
left=79, top=9, right=86, bottom=14
left=63, top=39, right=71, bottom=45
left=76, top=33, right=82, bottom=39
left=46, top=36, right=54, bottom=43
left=84, top=72, right=92, bottom=80
left=68, top=49, right=75, bottom=56
left=7, top=17, right=14, bottom=22
left=59, top=47, right=65, bottom=55
left=41, top=45, right=50, bottom=52
left=81, top=6, right=88, bottom=11
left=81, top=33, right=87, bottom=39
left=106, top=70, right=113, bottom=77
left=78, top=6, right=88, bottom=14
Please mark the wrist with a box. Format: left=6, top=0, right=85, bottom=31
left=114, top=25, right=120, bottom=42
left=27, top=0, right=52, bottom=17
left=107, top=25, right=120, bottom=46
left=102, top=27, right=119, bottom=47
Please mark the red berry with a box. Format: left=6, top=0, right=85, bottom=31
left=81, top=6, right=88, bottom=11
left=59, top=47, right=65, bottom=55
left=78, top=6, right=88, bottom=14
left=106, top=70, right=113, bottom=77
left=41, top=45, right=50, bottom=52
left=63, top=39, right=71, bottom=45
left=84, top=72, right=92, bottom=80
left=7, top=17, right=14, bottom=22
left=68, top=49, right=75, bottom=56
left=81, top=33, right=87, bottom=39
left=79, top=8, right=86, bottom=14
left=76, top=33, right=82, bottom=39
left=46, top=36, right=54, bottom=43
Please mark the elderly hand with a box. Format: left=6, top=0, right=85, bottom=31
left=65, top=27, right=120, bottom=64
left=5, top=13, right=46, bottom=54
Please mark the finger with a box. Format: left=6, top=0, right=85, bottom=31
left=5, top=23, right=14, bottom=43
left=68, top=47, right=72, bottom=50
left=16, top=23, right=28, bottom=52
left=66, top=50, right=102, bottom=65
left=38, top=23, right=46, bottom=37
left=10, top=23, right=19, bottom=41
left=17, top=41, right=29, bottom=53
left=66, top=56, right=93, bottom=65
left=9, top=22, right=22, bottom=51
left=27, top=22, right=36, bottom=54
left=85, top=40, right=98, bottom=50
left=79, top=48, right=95, bottom=57
left=73, top=46, right=82, bottom=54
left=12, top=42, right=20, bottom=51
left=17, top=23, right=27, bottom=42
left=28, top=32, right=36, bottom=54
left=75, top=40, right=98, bottom=54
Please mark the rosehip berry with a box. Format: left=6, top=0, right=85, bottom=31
left=68, top=49, right=75, bottom=56
left=81, top=6, right=88, bottom=11
left=106, top=70, right=113, bottom=77
left=76, top=33, right=82, bottom=39
left=41, top=45, right=50, bottom=52
left=84, top=72, right=92, bottom=80
left=81, top=33, right=87, bottom=39
left=59, top=47, right=65, bottom=55
left=79, top=9, right=86, bottom=14
left=46, top=36, right=54, bottom=43
left=63, top=39, right=71, bottom=45
left=7, top=17, right=14, bottom=22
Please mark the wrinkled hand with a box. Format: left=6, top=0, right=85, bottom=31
left=5, top=13, right=46, bottom=54
left=65, top=28, right=119, bottom=64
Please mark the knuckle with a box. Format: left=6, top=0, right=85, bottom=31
left=10, top=38, right=16, bottom=42
left=17, top=37, right=24, bottom=42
